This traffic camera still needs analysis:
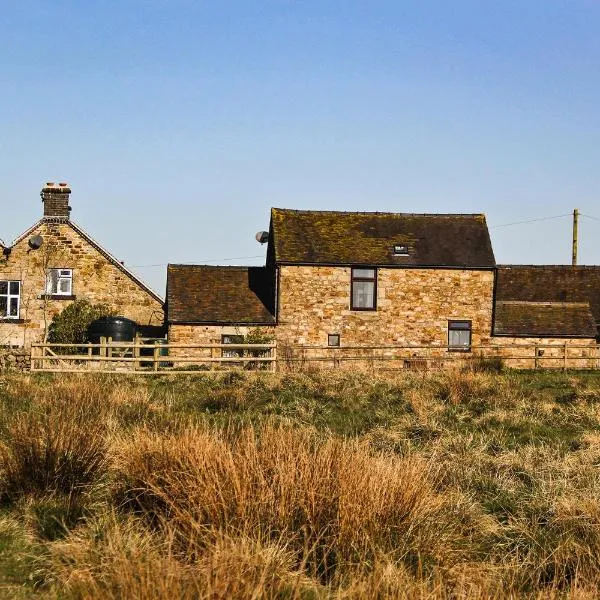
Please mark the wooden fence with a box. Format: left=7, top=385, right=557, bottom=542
left=30, top=340, right=276, bottom=374
left=28, top=340, right=600, bottom=373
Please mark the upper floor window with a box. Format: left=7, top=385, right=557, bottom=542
left=46, top=269, right=73, bottom=296
left=448, top=320, right=472, bottom=352
left=351, top=268, right=377, bottom=310
left=0, top=281, right=20, bottom=319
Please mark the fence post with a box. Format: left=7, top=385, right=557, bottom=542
left=534, top=345, right=538, bottom=370
left=153, top=343, right=159, bottom=372
left=30, top=345, right=35, bottom=372
left=272, top=342, right=277, bottom=373
left=564, top=342, right=568, bottom=371
left=133, top=339, right=140, bottom=371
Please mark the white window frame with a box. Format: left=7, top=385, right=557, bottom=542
left=46, top=268, right=73, bottom=296
left=0, top=280, right=21, bottom=319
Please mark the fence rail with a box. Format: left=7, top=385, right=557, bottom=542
left=28, top=340, right=600, bottom=374
left=30, top=341, right=277, bottom=374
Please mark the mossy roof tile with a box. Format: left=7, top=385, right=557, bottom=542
left=494, top=301, right=597, bottom=338
left=496, top=265, right=600, bottom=324
left=167, top=265, right=275, bottom=324
left=271, top=208, right=495, bottom=268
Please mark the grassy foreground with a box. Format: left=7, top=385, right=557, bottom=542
left=1, top=370, right=600, bottom=598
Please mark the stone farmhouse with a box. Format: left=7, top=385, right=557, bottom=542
left=167, top=208, right=600, bottom=366
left=0, top=183, right=163, bottom=347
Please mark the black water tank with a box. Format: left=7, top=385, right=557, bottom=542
left=87, top=316, right=137, bottom=343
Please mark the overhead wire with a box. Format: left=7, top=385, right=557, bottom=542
left=128, top=213, right=592, bottom=267
left=490, top=213, right=572, bottom=229
left=129, top=255, right=266, bottom=268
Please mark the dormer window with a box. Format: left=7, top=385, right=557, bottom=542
left=393, top=244, right=409, bottom=256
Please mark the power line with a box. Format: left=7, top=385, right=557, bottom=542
left=491, top=213, right=571, bottom=229
left=581, top=213, right=600, bottom=222
left=129, top=255, right=265, bottom=268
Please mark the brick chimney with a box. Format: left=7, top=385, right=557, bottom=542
left=41, top=182, right=71, bottom=220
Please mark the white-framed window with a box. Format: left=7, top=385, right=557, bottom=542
left=46, top=268, right=73, bottom=296
left=0, top=281, right=20, bottom=319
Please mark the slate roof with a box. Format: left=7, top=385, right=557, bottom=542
left=270, top=209, right=496, bottom=268
left=496, top=266, right=600, bottom=324
left=167, top=265, right=276, bottom=324
left=494, top=301, right=597, bottom=338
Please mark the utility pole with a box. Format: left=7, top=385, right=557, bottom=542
left=572, top=208, right=579, bottom=266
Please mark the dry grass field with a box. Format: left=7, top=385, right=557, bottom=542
left=1, top=368, right=600, bottom=598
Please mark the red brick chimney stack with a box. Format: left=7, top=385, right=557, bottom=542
left=41, top=182, right=71, bottom=220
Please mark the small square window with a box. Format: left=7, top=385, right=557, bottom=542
left=448, top=320, right=472, bottom=352
left=328, top=334, right=340, bottom=347
left=393, top=244, right=409, bottom=256
left=222, top=334, right=244, bottom=358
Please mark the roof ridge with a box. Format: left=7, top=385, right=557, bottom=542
left=272, top=208, right=486, bottom=218
left=168, top=264, right=260, bottom=269
left=498, top=264, right=600, bottom=269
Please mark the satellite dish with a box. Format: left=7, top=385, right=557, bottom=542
left=255, top=231, right=269, bottom=244
left=28, top=235, right=44, bottom=250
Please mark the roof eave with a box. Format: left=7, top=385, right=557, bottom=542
left=492, top=332, right=597, bottom=339
left=275, top=260, right=496, bottom=270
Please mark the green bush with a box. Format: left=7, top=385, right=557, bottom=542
left=48, top=299, right=114, bottom=347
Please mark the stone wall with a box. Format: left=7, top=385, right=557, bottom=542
left=276, top=265, right=496, bottom=349
left=0, top=347, right=29, bottom=371
left=0, top=221, right=164, bottom=347
left=168, top=324, right=276, bottom=368
left=488, top=337, right=598, bottom=369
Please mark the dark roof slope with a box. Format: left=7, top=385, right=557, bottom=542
left=496, top=266, right=600, bottom=323
left=494, top=301, right=597, bottom=338
left=270, top=209, right=495, bottom=268
left=167, top=265, right=276, bottom=324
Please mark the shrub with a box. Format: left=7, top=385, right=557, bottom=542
left=47, top=299, right=114, bottom=347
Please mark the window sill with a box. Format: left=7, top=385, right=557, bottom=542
left=0, top=318, right=27, bottom=324
left=39, top=294, right=76, bottom=301
left=447, top=347, right=472, bottom=353
left=350, top=307, right=378, bottom=312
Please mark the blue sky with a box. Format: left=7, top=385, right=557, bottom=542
left=2, top=1, right=600, bottom=295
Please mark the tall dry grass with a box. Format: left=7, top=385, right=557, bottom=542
left=1, top=371, right=600, bottom=597
left=114, top=426, right=460, bottom=579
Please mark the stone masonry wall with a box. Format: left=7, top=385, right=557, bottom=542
left=0, top=221, right=163, bottom=347
left=168, top=324, right=276, bottom=368
left=276, top=266, right=496, bottom=350
left=488, top=337, right=598, bottom=369
left=0, top=347, right=29, bottom=372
